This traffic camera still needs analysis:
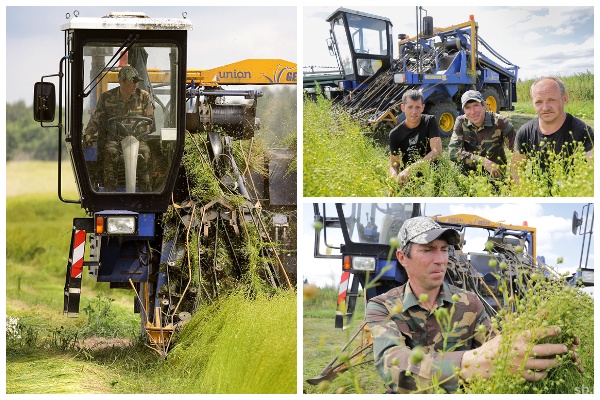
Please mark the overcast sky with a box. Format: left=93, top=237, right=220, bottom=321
left=301, top=202, right=595, bottom=289
left=4, top=5, right=594, bottom=102
left=303, top=6, right=594, bottom=81
left=5, top=5, right=297, bottom=105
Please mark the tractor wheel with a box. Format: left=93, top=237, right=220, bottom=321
left=429, top=102, right=459, bottom=138
left=480, top=87, right=501, bottom=113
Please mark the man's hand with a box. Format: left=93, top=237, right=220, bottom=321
left=460, top=326, right=577, bottom=381
left=397, top=168, right=411, bottom=184
left=482, top=158, right=501, bottom=179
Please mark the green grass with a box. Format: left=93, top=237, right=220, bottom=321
left=303, top=96, right=389, bottom=197
left=163, top=291, right=297, bottom=393
left=6, top=350, right=116, bottom=394
left=6, top=162, right=297, bottom=394
left=303, top=286, right=382, bottom=394
left=7, top=160, right=78, bottom=197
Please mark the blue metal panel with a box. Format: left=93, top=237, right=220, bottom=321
left=377, top=259, right=406, bottom=285
left=97, top=238, right=148, bottom=282
left=138, top=213, right=155, bottom=238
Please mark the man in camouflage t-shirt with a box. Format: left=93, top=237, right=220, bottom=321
left=366, top=216, right=575, bottom=393
left=448, top=90, right=515, bottom=178
left=85, top=65, right=155, bottom=192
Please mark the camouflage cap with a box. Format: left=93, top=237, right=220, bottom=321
left=398, top=216, right=461, bottom=249
left=118, top=66, right=143, bottom=83
left=461, top=90, right=484, bottom=108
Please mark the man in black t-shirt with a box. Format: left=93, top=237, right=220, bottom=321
left=389, top=90, right=442, bottom=184
left=512, top=77, right=594, bottom=184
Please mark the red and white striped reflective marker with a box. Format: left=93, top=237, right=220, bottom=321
left=337, top=271, right=350, bottom=307
left=64, top=228, right=86, bottom=317
left=335, top=271, right=350, bottom=328
left=71, top=230, right=86, bottom=279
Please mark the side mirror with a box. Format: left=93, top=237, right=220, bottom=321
left=572, top=210, right=582, bottom=235
left=33, top=82, right=56, bottom=122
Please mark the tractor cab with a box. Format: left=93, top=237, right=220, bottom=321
left=314, top=203, right=421, bottom=328
left=34, top=11, right=192, bottom=213
left=326, top=8, right=393, bottom=88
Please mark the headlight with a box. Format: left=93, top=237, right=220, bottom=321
left=581, top=269, right=594, bottom=286
left=106, top=216, right=136, bottom=234
left=351, top=256, right=377, bottom=271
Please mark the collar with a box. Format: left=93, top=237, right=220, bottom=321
left=114, top=86, right=141, bottom=103
left=402, top=281, right=454, bottom=313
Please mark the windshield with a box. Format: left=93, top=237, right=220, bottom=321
left=81, top=41, right=180, bottom=194
left=347, top=14, right=388, bottom=56
left=341, top=203, right=416, bottom=244
left=331, top=17, right=353, bottom=76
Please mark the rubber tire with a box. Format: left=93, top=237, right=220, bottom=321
left=480, top=86, right=501, bottom=113
left=429, top=102, right=459, bottom=138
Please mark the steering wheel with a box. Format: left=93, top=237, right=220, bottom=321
left=107, top=116, right=154, bottom=140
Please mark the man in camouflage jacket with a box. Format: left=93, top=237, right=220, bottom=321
left=85, top=65, right=155, bottom=192
left=366, top=216, right=575, bottom=393
left=448, top=90, right=515, bottom=178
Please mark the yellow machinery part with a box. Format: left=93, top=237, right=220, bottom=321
left=187, top=58, right=297, bottom=86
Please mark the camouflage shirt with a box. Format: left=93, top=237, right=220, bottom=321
left=85, top=86, right=153, bottom=139
left=366, top=281, right=494, bottom=393
left=448, top=111, right=515, bottom=167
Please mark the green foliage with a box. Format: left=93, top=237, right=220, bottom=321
left=387, top=155, right=472, bottom=197
left=303, top=284, right=367, bottom=321
left=508, top=142, right=593, bottom=197
left=303, top=95, right=389, bottom=196
left=6, top=316, right=40, bottom=352
left=49, top=325, right=81, bottom=352
left=462, top=275, right=594, bottom=394
left=81, top=293, right=139, bottom=339
left=6, top=101, right=66, bottom=161
left=303, top=285, right=340, bottom=319
left=304, top=91, right=594, bottom=197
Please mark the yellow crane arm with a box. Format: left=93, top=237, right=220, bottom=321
left=186, top=59, right=297, bottom=86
